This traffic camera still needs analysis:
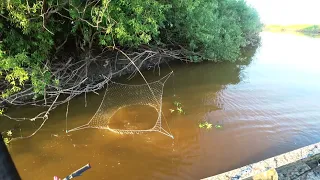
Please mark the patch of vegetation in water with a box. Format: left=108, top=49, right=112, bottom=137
left=2, top=130, right=12, bottom=146
left=199, top=121, right=223, bottom=130
left=170, top=101, right=185, bottom=115
left=199, top=122, right=213, bottom=130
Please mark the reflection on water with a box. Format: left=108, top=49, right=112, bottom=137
left=3, top=32, right=320, bottom=179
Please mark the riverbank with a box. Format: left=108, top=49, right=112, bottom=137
left=264, top=24, right=320, bottom=35
left=0, top=0, right=262, bottom=113
left=203, top=141, right=320, bottom=180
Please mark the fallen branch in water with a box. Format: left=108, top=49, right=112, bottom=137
left=0, top=47, right=189, bottom=140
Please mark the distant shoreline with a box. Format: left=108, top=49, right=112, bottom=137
left=264, top=24, right=320, bottom=35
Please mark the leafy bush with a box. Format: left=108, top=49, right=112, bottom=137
left=163, top=0, right=262, bottom=61
left=0, top=0, right=54, bottom=97
left=0, top=0, right=262, bottom=99
left=68, top=0, right=170, bottom=47
left=0, top=0, right=169, bottom=98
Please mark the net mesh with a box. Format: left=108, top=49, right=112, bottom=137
left=66, top=72, right=174, bottom=139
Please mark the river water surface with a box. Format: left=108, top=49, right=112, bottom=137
left=2, top=32, right=320, bottom=179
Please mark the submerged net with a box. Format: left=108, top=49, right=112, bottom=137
left=66, top=72, right=174, bottom=139
left=1, top=49, right=176, bottom=142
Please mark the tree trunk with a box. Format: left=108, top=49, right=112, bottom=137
left=0, top=135, right=21, bottom=180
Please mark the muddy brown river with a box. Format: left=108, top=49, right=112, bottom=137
left=1, top=32, right=320, bottom=179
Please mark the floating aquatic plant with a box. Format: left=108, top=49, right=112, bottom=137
left=177, top=107, right=184, bottom=114
left=199, top=122, right=223, bottom=130
left=7, top=130, right=12, bottom=137
left=173, top=101, right=182, bottom=107
left=3, top=138, right=10, bottom=146
left=215, top=124, right=223, bottom=129
left=199, top=122, right=213, bottom=130
left=2, top=130, right=13, bottom=146
left=170, top=101, right=185, bottom=114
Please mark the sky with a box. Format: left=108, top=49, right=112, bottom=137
left=245, top=0, right=320, bottom=25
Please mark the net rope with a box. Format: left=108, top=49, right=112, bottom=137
left=66, top=72, right=174, bottom=139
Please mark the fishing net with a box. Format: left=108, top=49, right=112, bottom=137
left=1, top=50, right=175, bottom=142
left=66, top=72, right=174, bottom=139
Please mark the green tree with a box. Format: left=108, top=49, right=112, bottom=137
left=162, top=0, right=262, bottom=61
left=0, top=0, right=262, bottom=107
left=0, top=0, right=55, bottom=97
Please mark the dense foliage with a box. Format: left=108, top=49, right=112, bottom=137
left=0, top=0, right=262, bottom=101
left=163, top=0, right=262, bottom=61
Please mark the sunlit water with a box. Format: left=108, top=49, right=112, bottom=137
left=2, top=32, right=320, bottom=179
